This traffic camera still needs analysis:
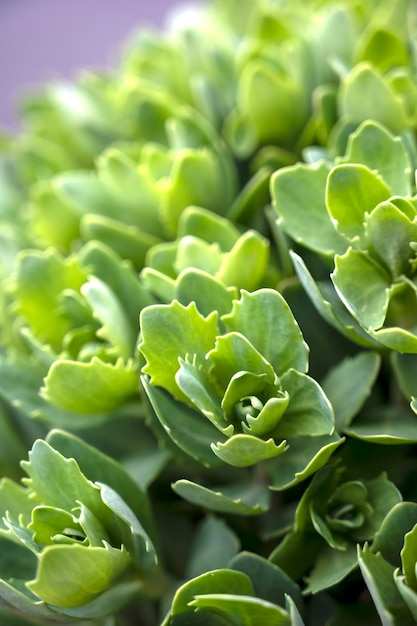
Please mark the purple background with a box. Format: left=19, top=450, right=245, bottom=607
left=0, top=0, right=202, bottom=129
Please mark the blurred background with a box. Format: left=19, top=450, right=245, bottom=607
left=0, top=0, right=201, bottom=129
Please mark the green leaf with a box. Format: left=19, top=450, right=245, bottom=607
left=373, top=502, right=417, bottom=566
left=212, top=434, right=287, bottom=467
left=267, top=434, right=344, bottom=490
left=175, top=269, right=236, bottom=318
left=222, top=289, right=309, bottom=376
left=189, top=593, right=289, bottom=625
left=176, top=356, right=228, bottom=432
left=358, top=544, right=414, bottom=625
left=322, top=352, right=381, bottom=431
left=21, top=440, right=106, bottom=519
left=41, top=357, right=138, bottom=414
left=271, top=161, right=346, bottom=256
left=339, top=63, right=409, bottom=133
left=367, top=201, right=417, bottom=277
left=230, top=552, right=303, bottom=611
left=326, top=163, right=391, bottom=243
left=400, top=523, right=417, bottom=590
left=81, top=277, right=134, bottom=360
left=217, top=230, right=269, bottom=291
left=79, top=240, right=154, bottom=335
left=26, top=543, right=130, bottom=607
left=171, top=569, right=254, bottom=617
left=342, top=120, right=412, bottom=196
left=28, top=506, right=84, bottom=546
left=98, top=482, right=156, bottom=570
left=185, top=517, right=240, bottom=578
left=139, top=300, right=219, bottom=402
left=141, top=375, right=227, bottom=468
left=344, top=407, right=417, bottom=444
left=45, top=429, right=155, bottom=542
left=304, top=545, right=358, bottom=594
left=178, top=206, right=239, bottom=251
left=290, top=251, right=379, bottom=348
left=332, top=248, right=391, bottom=330
left=0, top=479, right=33, bottom=528
left=80, top=213, right=161, bottom=269
left=172, top=480, right=270, bottom=516
left=207, top=332, right=276, bottom=394
left=0, top=354, right=109, bottom=429
left=11, top=248, right=86, bottom=352
left=392, top=353, right=417, bottom=399
left=395, top=574, right=417, bottom=622
left=277, top=370, right=334, bottom=438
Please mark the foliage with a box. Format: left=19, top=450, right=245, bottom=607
left=0, top=0, right=417, bottom=623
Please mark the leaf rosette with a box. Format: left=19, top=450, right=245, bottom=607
left=272, top=120, right=417, bottom=352
left=0, top=430, right=157, bottom=621
left=270, top=464, right=402, bottom=594
left=0, top=241, right=153, bottom=425
left=139, top=288, right=341, bottom=489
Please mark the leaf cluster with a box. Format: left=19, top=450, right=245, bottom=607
left=1, top=0, right=417, bottom=624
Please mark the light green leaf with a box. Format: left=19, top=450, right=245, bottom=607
left=21, top=440, right=105, bottom=518
left=45, top=429, right=155, bottom=543
left=80, top=213, right=161, bottom=269
left=208, top=332, right=276, bottom=394
left=332, top=249, right=391, bottom=330
left=326, top=163, right=391, bottom=243
left=178, top=206, right=239, bottom=251
left=26, top=543, right=130, bottom=607
left=0, top=577, right=58, bottom=621
left=175, top=269, right=235, bottom=317
left=176, top=356, right=227, bottom=432
left=189, top=593, right=289, bottom=625
left=172, top=480, right=270, bottom=516
left=217, top=230, right=269, bottom=291
left=0, top=354, right=109, bottom=429
left=277, top=370, right=334, bottom=438
left=41, top=357, right=138, bottom=414
left=139, top=300, right=219, bottom=402
left=222, top=289, right=309, bottom=376
left=339, top=63, right=409, bottom=133
left=365, top=202, right=417, bottom=277
left=342, top=120, right=412, bottom=196
left=171, top=569, right=254, bottom=616
left=79, top=240, right=154, bottom=334
left=81, top=277, right=134, bottom=360
left=272, top=161, right=346, bottom=256
left=322, top=352, right=381, bottom=431
left=212, top=434, right=287, bottom=467
left=12, top=248, right=86, bottom=352
left=371, top=325, right=417, bottom=354
left=0, top=479, right=33, bottom=528
left=29, top=506, right=85, bottom=546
